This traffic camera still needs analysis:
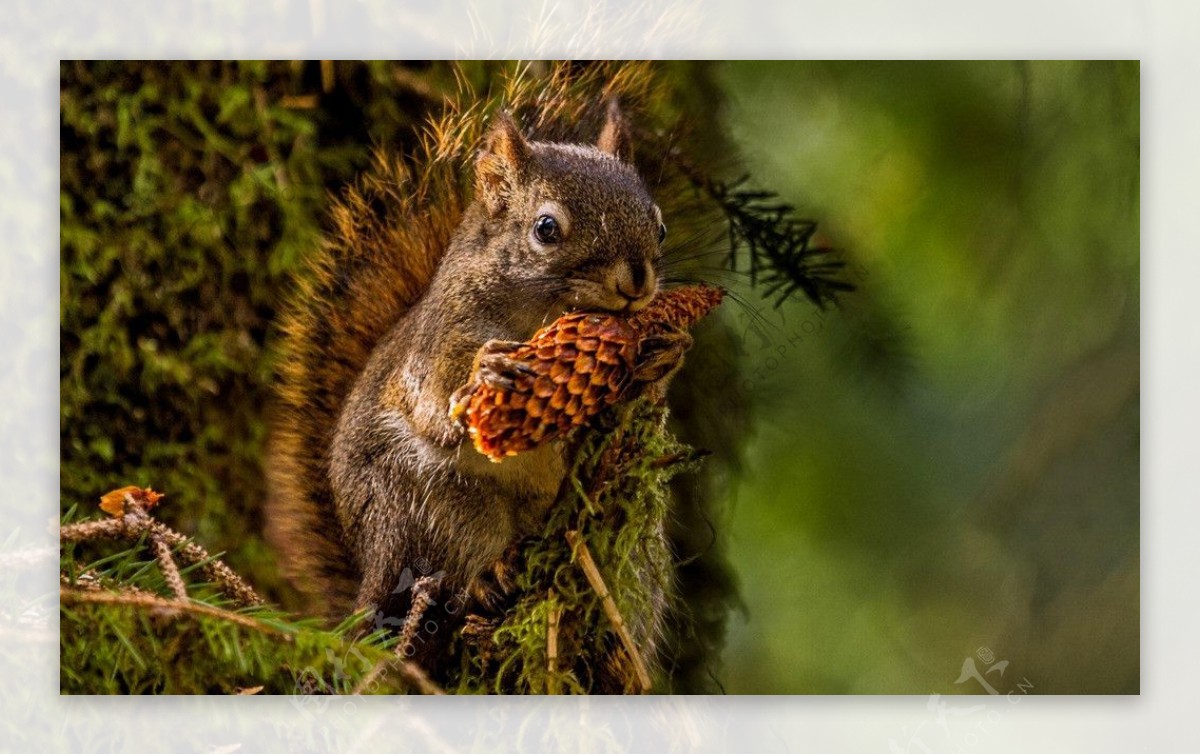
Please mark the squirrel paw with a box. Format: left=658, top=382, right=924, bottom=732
left=467, top=543, right=523, bottom=612
left=448, top=339, right=530, bottom=424
left=634, top=330, right=693, bottom=385
left=475, top=339, right=536, bottom=392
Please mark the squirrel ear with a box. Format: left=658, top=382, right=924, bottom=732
left=476, top=112, right=530, bottom=215
left=596, top=99, right=633, bottom=162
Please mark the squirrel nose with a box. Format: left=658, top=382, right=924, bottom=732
left=616, top=259, right=655, bottom=303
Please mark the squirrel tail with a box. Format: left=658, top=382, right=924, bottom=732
left=265, top=150, right=463, bottom=615
left=266, top=62, right=661, bottom=616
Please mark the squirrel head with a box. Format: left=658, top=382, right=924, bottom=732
left=471, top=102, right=665, bottom=315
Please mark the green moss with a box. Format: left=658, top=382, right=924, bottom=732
left=60, top=61, right=746, bottom=693
left=59, top=61, right=463, bottom=601
left=58, top=401, right=699, bottom=695
left=58, top=510, right=410, bottom=695
left=447, top=400, right=698, bottom=694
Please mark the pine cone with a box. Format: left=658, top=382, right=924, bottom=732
left=450, top=284, right=724, bottom=461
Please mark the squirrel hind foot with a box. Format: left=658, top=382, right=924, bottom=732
left=466, top=542, right=525, bottom=613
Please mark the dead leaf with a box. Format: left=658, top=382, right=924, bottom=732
left=99, top=486, right=164, bottom=518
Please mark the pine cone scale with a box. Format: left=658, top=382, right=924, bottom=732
left=451, top=284, right=724, bottom=461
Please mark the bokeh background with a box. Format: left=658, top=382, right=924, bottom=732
left=59, top=60, right=1139, bottom=694
left=718, top=61, right=1138, bottom=693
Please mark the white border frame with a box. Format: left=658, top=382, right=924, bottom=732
left=6, top=0, right=1193, bottom=750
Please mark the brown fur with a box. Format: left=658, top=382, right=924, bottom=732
left=329, top=120, right=665, bottom=619
left=266, top=63, right=668, bottom=622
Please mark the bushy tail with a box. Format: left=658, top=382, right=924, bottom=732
left=265, top=62, right=663, bottom=616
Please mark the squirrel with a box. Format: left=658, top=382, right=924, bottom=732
left=265, top=100, right=691, bottom=659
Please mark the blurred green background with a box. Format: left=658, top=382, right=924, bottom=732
left=717, top=61, right=1138, bottom=693
left=59, top=61, right=1138, bottom=694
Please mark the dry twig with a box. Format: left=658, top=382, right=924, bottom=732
left=565, top=529, right=652, bottom=693
left=393, top=659, right=446, bottom=696
left=546, top=593, right=561, bottom=695
left=352, top=576, right=445, bottom=695
left=60, top=587, right=287, bottom=638
left=351, top=654, right=446, bottom=696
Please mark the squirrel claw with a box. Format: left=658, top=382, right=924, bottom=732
left=468, top=544, right=522, bottom=612
left=447, top=385, right=472, bottom=425
left=477, top=363, right=517, bottom=392
left=478, top=339, right=525, bottom=358
left=449, top=340, right=532, bottom=421
left=476, top=340, right=535, bottom=390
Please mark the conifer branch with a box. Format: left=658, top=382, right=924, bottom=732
left=637, top=124, right=855, bottom=308
left=352, top=576, right=446, bottom=696
left=149, top=534, right=188, bottom=603
left=147, top=521, right=262, bottom=608
left=60, top=517, right=129, bottom=542
left=60, top=486, right=263, bottom=609
left=396, top=576, right=440, bottom=657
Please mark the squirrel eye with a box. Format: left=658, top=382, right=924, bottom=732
left=658, top=222, right=667, bottom=244
left=533, top=215, right=562, bottom=244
